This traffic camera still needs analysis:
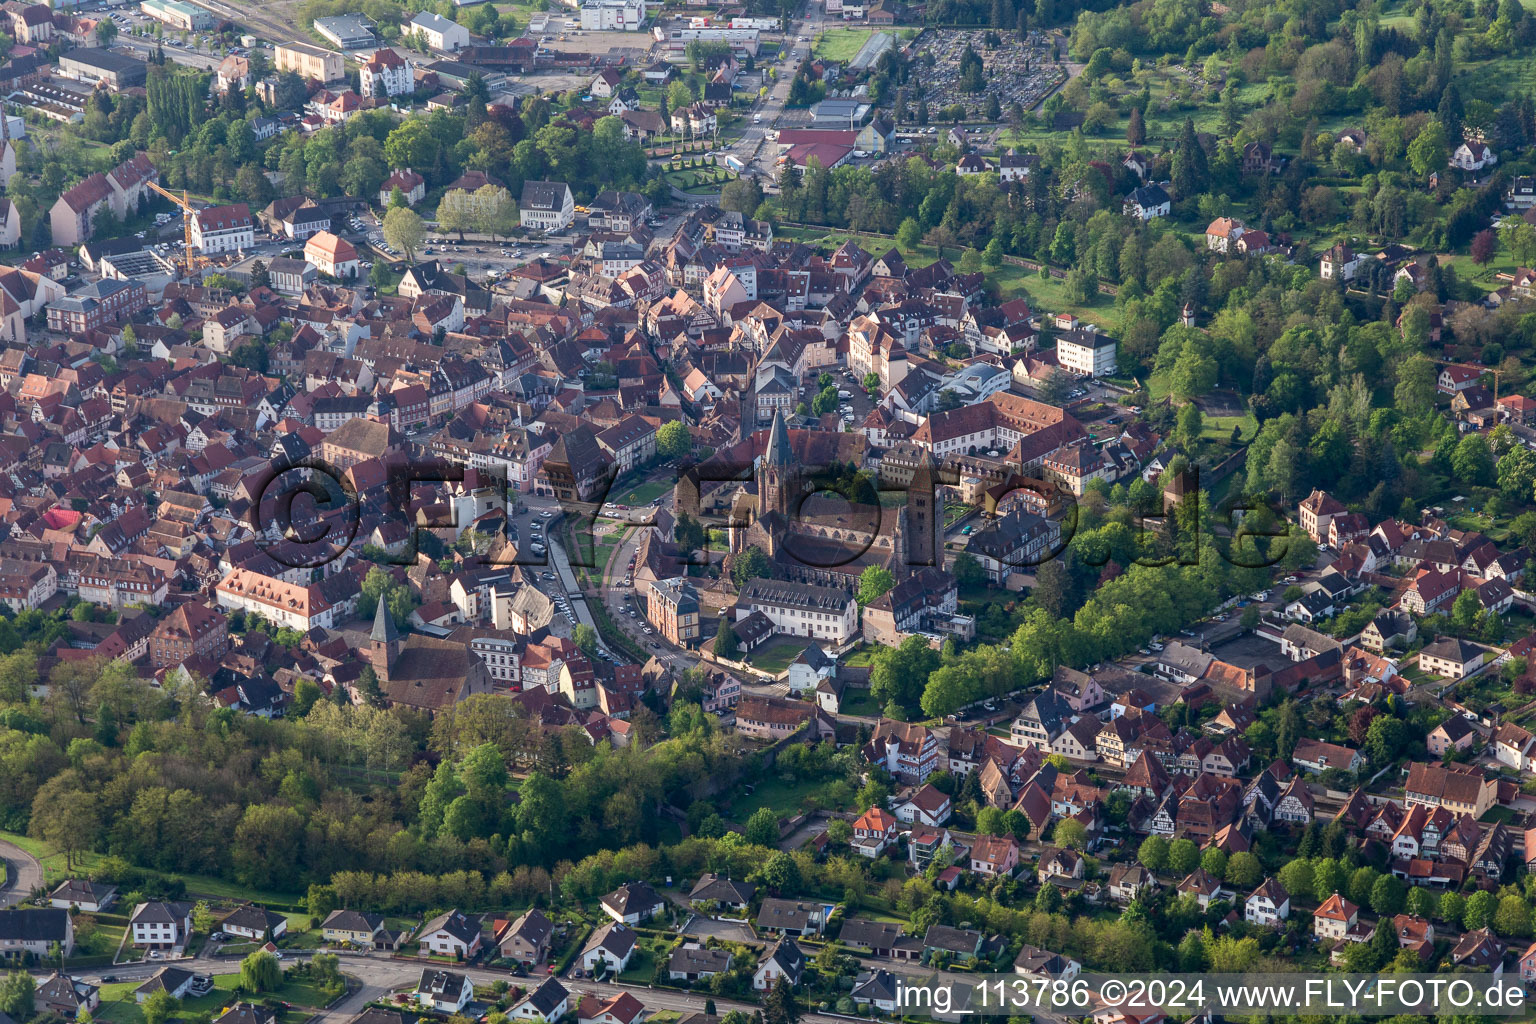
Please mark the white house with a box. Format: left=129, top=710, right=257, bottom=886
left=359, top=48, right=411, bottom=98
left=520, top=180, right=575, bottom=233
left=407, top=11, right=468, bottom=50
left=416, top=909, right=482, bottom=958
left=1451, top=142, right=1497, bottom=171
left=1056, top=327, right=1117, bottom=377
left=580, top=923, right=638, bottom=974
left=511, top=978, right=569, bottom=1022
left=415, top=970, right=473, bottom=1014
left=191, top=203, right=253, bottom=254
left=1244, top=879, right=1290, bottom=928
left=1122, top=184, right=1170, bottom=221
left=49, top=879, right=117, bottom=912
left=129, top=902, right=192, bottom=951
left=785, top=645, right=835, bottom=693
left=220, top=906, right=288, bottom=942
left=752, top=937, right=805, bottom=991
left=895, top=783, right=952, bottom=827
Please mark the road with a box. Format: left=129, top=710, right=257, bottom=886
left=0, top=838, right=42, bottom=909
left=720, top=3, right=831, bottom=179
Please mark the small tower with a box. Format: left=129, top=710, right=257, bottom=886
left=369, top=599, right=400, bottom=681
left=1180, top=301, right=1197, bottom=328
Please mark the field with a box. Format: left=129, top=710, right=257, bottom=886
left=813, top=28, right=877, bottom=62
left=0, top=831, right=302, bottom=905
left=611, top=478, right=673, bottom=507
left=727, top=775, right=855, bottom=821
left=743, top=635, right=809, bottom=675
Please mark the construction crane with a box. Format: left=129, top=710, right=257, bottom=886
left=145, top=181, right=202, bottom=273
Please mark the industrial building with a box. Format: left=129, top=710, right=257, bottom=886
left=57, top=49, right=148, bottom=89
left=139, top=0, right=214, bottom=32
left=312, top=13, right=377, bottom=49
left=274, top=40, right=345, bottom=82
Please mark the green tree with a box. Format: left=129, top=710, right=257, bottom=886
left=142, top=990, right=177, bottom=1024
left=240, top=951, right=281, bottom=993
left=1495, top=894, right=1532, bottom=938
left=1439, top=890, right=1465, bottom=927
left=1137, top=835, right=1169, bottom=873
left=657, top=420, right=693, bottom=460
left=1370, top=874, right=1405, bottom=917
left=858, top=566, right=896, bottom=606
left=382, top=206, right=426, bottom=261
left=714, top=618, right=739, bottom=659
left=896, top=218, right=922, bottom=250
left=731, top=546, right=772, bottom=587
left=744, top=807, right=779, bottom=846
left=1452, top=434, right=1495, bottom=486
left=0, top=973, right=34, bottom=1021
left=1166, top=838, right=1199, bottom=876
left=1225, top=851, right=1262, bottom=888
left=573, top=624, right=600, bottom=657
left=1407, top=121, right=1449, bottom=178
left=1464, top=889, right=1497, bottom=930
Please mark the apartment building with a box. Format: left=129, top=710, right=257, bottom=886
left=275, top=41, right=345, bottom=82
left=735, top=578, right=858, bottom=644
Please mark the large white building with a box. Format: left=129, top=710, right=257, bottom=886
left=191, top=203, right=253, bottom=254
left=580, top=0, right=647, bottom=30
left=1056, top=327, right=1117, bottom=377
left=407, top=11, right=469, bottom=51
left=359, top=48, right=412, bottom=98
left=735, top=579, right=859, bottom=644
left=519, top=180, right=574, bottom=233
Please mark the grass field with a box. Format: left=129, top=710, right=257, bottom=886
left=612, top=479, right=672, bottom=507
left=744, top=636, right=810, bottom=674
left=96, top=971, right=332, bottom=1024
left=813, top=27, right=876, bottom=61
left=838, top=688, right=881, bottom=717
left=729, top=775, right=856, bottom=821
left=0, top=831, right=302, bottom=905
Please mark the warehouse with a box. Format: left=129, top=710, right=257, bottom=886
left=140, top=0, right=214, bottom=32
left=312, top=13, right=377, bottom=50
left=57, top=49, right=148, bottom=90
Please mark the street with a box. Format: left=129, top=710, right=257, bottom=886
left=0, top=838, right=42, bottom=910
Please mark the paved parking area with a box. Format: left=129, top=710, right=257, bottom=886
left=685, top=917, right=756, bottom=943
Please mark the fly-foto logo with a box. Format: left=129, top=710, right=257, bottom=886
left=246, top=451, right=1300, bottom=572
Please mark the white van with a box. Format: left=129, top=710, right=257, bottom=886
left=754, top=113, right=762, bottom=124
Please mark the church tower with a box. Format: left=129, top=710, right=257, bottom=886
left=370, top=599, right=400, bottom=681
left=900, top=448, right=943, bottom=571
left=759, top=409, right=794, bottom=520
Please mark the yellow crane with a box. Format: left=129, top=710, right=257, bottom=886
left=145, top=181, right=201, bottom=273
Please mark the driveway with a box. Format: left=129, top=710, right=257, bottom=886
left=0, top=838, right=43, bottom=908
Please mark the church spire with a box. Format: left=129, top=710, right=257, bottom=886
left=371, top=598, right=399, bottom=644
left=764, top=409, right=791, bottom=468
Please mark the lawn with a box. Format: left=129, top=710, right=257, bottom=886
left=813, top=27, right=876, bottom=61
left=594, top=529, right=628, bottom=576
left=0, top=831, right=302, bottom=905
left=612, top=478, right=673, bottom=507
left=730, top=775, right=856, bottom=821
left=743, top=636, right=811, bottom=675
left=838, top=687, right=881, bottom=717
